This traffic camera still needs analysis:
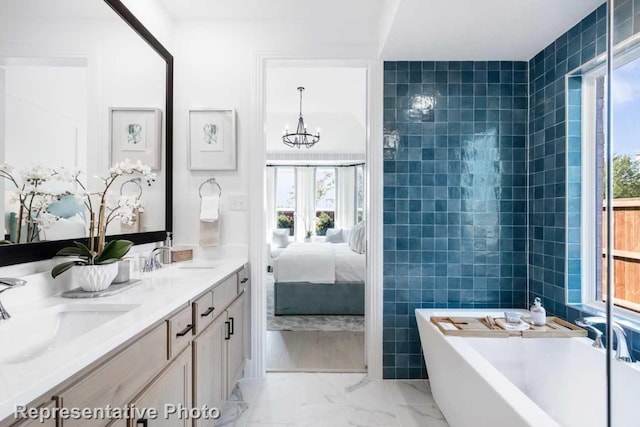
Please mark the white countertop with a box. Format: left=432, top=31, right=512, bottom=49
left=0, top=257, right=247, bottom=421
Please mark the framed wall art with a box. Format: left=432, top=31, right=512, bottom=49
left=109, top=107, right=163, bottom=170
left=188, top=108, right=236, bottom=171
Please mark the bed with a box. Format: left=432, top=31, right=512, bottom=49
left=272, top=242, right=365, bottom=315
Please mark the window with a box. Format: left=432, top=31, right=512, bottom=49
left=275, top=167, right=295, bottom=236
left=315, top=167, right=335, bottom=236
left=355, top=165, right=365, bottom=223
left=582, top=52, right=640, bottom=314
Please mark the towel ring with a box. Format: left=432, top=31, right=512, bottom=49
left=199, top=178, right=222, bottom=198
left=120, top=178, right=143, bottom=199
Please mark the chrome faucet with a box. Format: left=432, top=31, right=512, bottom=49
left=0, top=278, right=27, bottom=321
left=142, top=246, right=171, bottom=273
left=576, top=317, right=634, bottom=362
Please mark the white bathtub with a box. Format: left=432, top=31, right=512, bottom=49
left=416, top=309, right=640, bottom=427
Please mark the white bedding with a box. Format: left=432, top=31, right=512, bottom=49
left=334, top=243, right=366, bottom=282
left=273, top=242, right=365, bottom=283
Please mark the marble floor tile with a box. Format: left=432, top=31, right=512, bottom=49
left=228, top=378, right=263, bottom=404
left=297, top=403, right=400, bottom=427
left=307, top=373, right=395, bottom=411
left=216, top=402, right=251, bottom=427
left=394, top=404, right=449, bottom=427
left=245, top=424, right=296, bottom=427
left=248, top=396, right=299, bottom=425
left=384, top=380, right=435, bottom=405
left=237, top=373, right=450, bottom=427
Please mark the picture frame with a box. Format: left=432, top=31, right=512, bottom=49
left=109, top=108, right=163, bottom=170
left=188, top=109, right=237, bottom=171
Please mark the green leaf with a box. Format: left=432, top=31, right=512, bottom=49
left=51, top=260, right=83, bottom=278
left=0, top=240, right=12, bottom=245
left=73, top=241, right=93, bottom=258
left=95, top=240, right=133, bottom=264
left=97, top=258, right=120, bottom=265
left=55, top=247, right=86, bottom=257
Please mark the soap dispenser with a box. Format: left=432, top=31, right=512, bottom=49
left=161, top=232, right=173, bottom=264
left=530, top=297, right=546, bottom=326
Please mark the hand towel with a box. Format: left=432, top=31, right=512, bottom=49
left=199, top=218, right=220, bottom=246
left=200, top=196, right=220, bottom=222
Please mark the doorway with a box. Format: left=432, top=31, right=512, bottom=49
left=263, top=63, right=368, bottom=372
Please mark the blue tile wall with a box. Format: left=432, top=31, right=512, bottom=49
left=528, top=2, right=607, bottom=320
left=383, top=61, right=529, bottom=379
left=382, top=1, right=640, bottom=380
left=529, top=0, right=640, bottom=363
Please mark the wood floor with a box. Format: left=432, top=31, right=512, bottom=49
left=266, top=330, right=366, bottom=372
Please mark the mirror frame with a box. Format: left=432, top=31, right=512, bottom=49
left=0, top=0, right=173, bottom=267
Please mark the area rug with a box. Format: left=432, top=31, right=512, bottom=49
left=266, top=277, right=364, bottom=332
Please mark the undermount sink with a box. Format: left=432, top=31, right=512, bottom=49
left=0, top=303, right=138, bottom=364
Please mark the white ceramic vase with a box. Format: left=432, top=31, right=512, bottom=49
left=72, top=263, right=118, bottom=292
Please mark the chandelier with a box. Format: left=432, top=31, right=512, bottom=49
left=282, top=87, right=320, bottom=148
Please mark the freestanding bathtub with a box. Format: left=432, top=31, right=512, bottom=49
left=416, top=309, right=640, bottom=427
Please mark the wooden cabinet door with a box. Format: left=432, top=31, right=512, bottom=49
left=105, top=419, right=126, bottom=427
left=130, top=348, right=191, bottom=427
left=226, top=294, right=245, bottom=395
left=11, top=400, right=57, bottom=427
left=192, top=316, right=226, bottom=427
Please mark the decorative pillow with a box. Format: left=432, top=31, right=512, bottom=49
left=343, top=228, right=351, bottom=243
left=349, top=221, right=366, bottom=254
left=271, top=229, right=290, bottom=249
left=325, top=228, right=344, bottom=243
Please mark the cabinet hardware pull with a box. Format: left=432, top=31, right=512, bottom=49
left=136, top=419, right=148, bottom=426
left=225, top=321, right=231, bottom=340
left=176, top=324, right=193, bottom=337
left=229, top=317, right=235, bottom=335
left=201, top=306, right=215, bottom=317
left=240, top=278, right=248, bottom=283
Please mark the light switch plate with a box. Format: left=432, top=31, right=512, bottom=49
left=229, top=194, right=248, bottom=211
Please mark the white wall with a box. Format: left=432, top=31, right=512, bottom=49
left=121, top=0, right=174, bottom=50
left=172, top=19, right=377, bottom=247
left=3, top=65, right=87, bottom=172
left=265, top=66, right=367, bottom=156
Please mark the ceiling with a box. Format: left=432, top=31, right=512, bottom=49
left=0, top=0, right=117, bottom=20
left=380, top=0, right=605, bottom=60
left=157, top=0, right=605, bottom=61
left=159, top=0, right=383, bottom=22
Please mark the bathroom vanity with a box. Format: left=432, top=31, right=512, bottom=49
left=0, top=260, right=249, bottom=427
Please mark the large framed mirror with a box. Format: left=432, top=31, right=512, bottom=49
left=0, top=0, right=173, bottom=266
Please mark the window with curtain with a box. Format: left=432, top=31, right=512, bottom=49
left=275, top=167, right=295, bottom=236
left=356, top=165, right=365, bottom=223
left=315, top=167, right=336, bottom=236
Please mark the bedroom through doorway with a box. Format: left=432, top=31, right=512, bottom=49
left=264, top=63, right=367, bottom=372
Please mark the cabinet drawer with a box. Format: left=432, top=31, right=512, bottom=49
left=167, top=305, right=193, bottom=360
left=238, top=265, right=249, bottom=293
left=58, top=323, right=166, bottom=427
left=192, top=291, right=215, bottom=335
left=212, top=275, right=238, bottom=314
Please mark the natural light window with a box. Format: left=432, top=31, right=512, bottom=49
left=582, top=53, right=640, bottom=314
left=356, top=165, right=365, bottom=223
left=275, top=167, right=295, bottom=236
left=315, top=167, right=335, bottom=236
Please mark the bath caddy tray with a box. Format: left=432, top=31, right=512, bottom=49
left=60, top=280, right=142, bottom=299
left=430, top=316, right=587, bottom=338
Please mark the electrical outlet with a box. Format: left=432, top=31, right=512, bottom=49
left=229, top=195, right=248, bottom=211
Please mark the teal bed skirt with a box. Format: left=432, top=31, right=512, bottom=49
left=274, top=281, right=365, bottom=315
